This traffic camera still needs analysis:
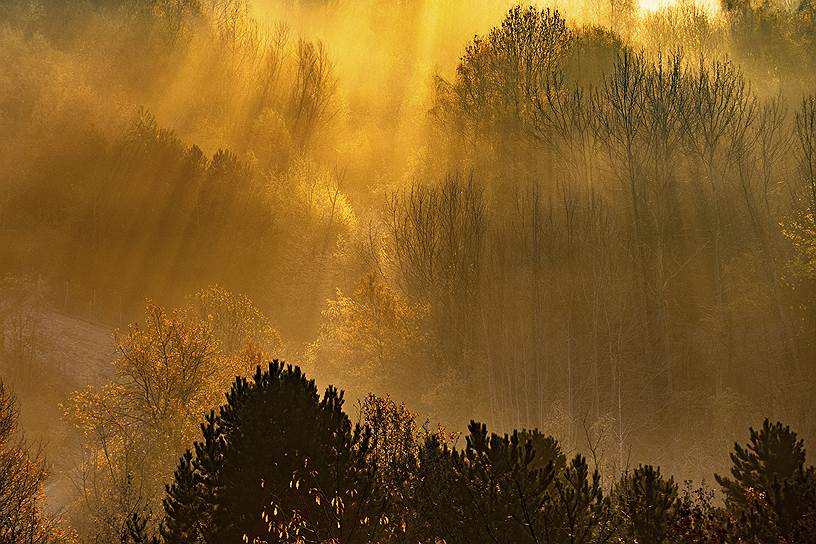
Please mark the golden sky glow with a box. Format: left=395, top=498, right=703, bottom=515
left=638, top=0, right=720, bottom=12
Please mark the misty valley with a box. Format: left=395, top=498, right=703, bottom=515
left=0, top=0, right=815, bottom=542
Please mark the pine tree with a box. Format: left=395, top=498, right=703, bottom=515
left=414, top=422, right=619, bottom=544
left=545, top=454, right=616, bottom=544
left=415, top=421, right=564, bottom=544
left=123, top=512, right=160, bottom=544
left=613, top=464, right=678, bottom=543
left=517, top=429, right=567, bottom=473
left=716, top=419, right=816, bottom=542
left=161, top=361, right=385, bottom=544
left=161, top=449, right=210, bottom=544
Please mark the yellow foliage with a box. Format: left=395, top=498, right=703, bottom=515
left=782, top=209, right=816, bottom=282
left=308, top=274, right=432, bottom=393
left=191, top=285, right=285, bottom=358
left=63, top=287, right=284, bottom=538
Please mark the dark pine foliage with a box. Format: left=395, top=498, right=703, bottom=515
left=613, top=464, right=678, bottom=543
left=161, top=361, right=386, bottom=544
left=547, top=454, right=616, bottom=544
left=413, top=422, right=557, bottom=544
left=413, top=421, right=615, bottom=544
left=715, top=418, right=816, bottom=543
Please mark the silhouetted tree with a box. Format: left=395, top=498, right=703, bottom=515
left=545, top=454, right=617, bottom=544
left=613, top=464, right=678, bottom=543
left=414, top=421, right=556, bottom=544
left=162, top=362, right=387, bottom=544
left=716, top=419, right=816, bottom=543
left=414, top=421, right=615, bottom=544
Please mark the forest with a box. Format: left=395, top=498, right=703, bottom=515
left=0, top=0, right=814, bottom=542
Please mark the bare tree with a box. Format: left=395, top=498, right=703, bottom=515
left=641, top=52, right=688, bottom=396
left=733, top=96, right=800, bottom=375
left=0, top=381, right=52, bottom=543
left=0, top=276, right=45, bottom=386
left=596, top=50, right=656, bottom=381
left=386, top=174, right=486, bottom=368
left=680, top=57, right=755, bottom=395
left=288, top=40, right=338, bottom=146
left=794, top=95, right=816, bottom=211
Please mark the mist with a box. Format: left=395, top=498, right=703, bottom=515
left=0, top=0, right=814, bottom=542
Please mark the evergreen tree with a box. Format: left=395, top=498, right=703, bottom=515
left=161, top=449, right=210, bottom=543
left=413, top=421, right=618, bottom=544
left=544, top=454, right=616, bottom=544
left=161, top=361, right=386, bottom=544
left=613, top=464, right=678, bottom=543
left=414, top=421, right=556, bottom=544
left=518, top=429, right=567, bottom=473
left=716, top=419, right=816, bottom=543
left=123, top=512, right=160, bottom=544
left=458, top=422, right=557, bottom=543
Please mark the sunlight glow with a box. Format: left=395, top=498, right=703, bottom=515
left=639, top=0, right=721, bottom=13
left=639, top=0, right=674, bottom=11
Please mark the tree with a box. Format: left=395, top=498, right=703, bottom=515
left=63, top=303, right=216, bottom=540
left=190, top=285, right=285, bottom=357
left=613, top=464, right=678, bottom=543
left=287, top=40, right=338, bottom=146
left=414, top=421, right=615, bottom=544
left=782, top=209, right=816, bottom=283
left=440, top=6, right=571, bottom=129
left=0, top=275, right=45, bottom=385
left=0, top=381, right=58, bottom=543
left=545, top=454, right=616, bottom=544
left=787, top=96, right=816, bottom=314
left=715, top=419, right=816, bottom=542
left=414, top=421, right=557, bottom=544
left=667, top=483, right=729, bottom=544
left=307, top=272, right=473, bottom=423
left=358, top=394, right=419, bottom=534
left=63, top=299, right=255, bottom=542
left=795, top=95, right=816, bottom=212
left=433, top=5, right=572, bottom=177
left=162, top=362, right=388, bottom=544
left=680, top=57, right=755, bottom=395
left=385, top=175, right=486, bottom=369
left=308, top=274, right=434, bottom=400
